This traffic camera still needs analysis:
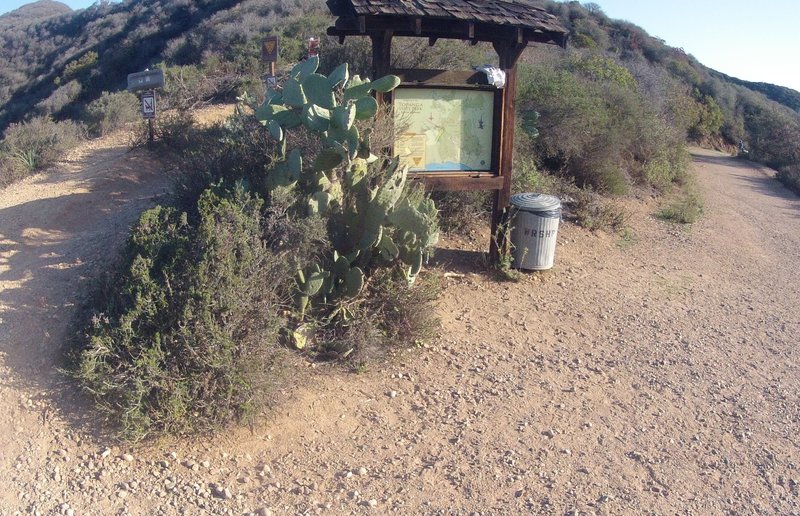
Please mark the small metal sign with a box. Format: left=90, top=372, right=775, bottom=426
left=127, top=69, right=165, bottom=92
left=261, top=36, right=279, bottom=63
left=141, top=91, right=156, bottom=120
left=307, top=37, right=320, bottom=57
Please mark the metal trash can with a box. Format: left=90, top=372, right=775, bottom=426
left=509, top=193, right=561, bottom=270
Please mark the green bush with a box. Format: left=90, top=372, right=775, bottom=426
left=85, top=90, right=140, bottom=136
left=658, top=186, right=704, bottom=224
left=517, top=57, right=689, bottom=194
left=74, top=187, right=299, bottom=440
left=777, top=165, right=800, bottom=195
left=0, top=117, right=84, bottom=178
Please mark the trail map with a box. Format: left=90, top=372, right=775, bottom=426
left=394, top=88, right=494, bottom=172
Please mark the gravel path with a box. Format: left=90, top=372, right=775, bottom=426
left=0, top=139, right=798, bottom=514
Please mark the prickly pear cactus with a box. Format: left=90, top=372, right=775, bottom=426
left=250, top=58, right=438, bottom=315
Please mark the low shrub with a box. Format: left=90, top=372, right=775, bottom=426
left=0, top=154, right=27, bottom=186
left=0, top=117, right=84, bottom=178
left=658, top=186, right=704, bottom=224
left=776, top=164, right=800, bottom=196
left=566, top=188, right=629, bottom=232
left=85, top=91, right=140, bottom=137
left=73, top=187, right=302, bottom=440
left=433, top=190, right=492, bottom=234
left=316, top=268, right=441, bottom=366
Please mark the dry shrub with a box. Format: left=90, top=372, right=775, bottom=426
left=777, top=165, right=800, bottom=196
left=85, top=90, right=140, bottom=137
left=72, top=187, right=304, bottom=440
left=315, top=269, right=441, bottom=367
left=0, top=116, right=84, bottom=178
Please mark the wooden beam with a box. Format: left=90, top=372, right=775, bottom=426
left=415, top=18, right=422, bottom=35
left=428, top=36, right=438, bottom=46
left=412, top=174, right=504, bottom=192
left=391, top=68, right=490, bottom=86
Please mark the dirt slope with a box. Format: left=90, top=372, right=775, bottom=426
left=0, top=137, right=798, bottom=514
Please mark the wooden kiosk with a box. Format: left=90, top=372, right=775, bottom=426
left=326, top=0, right=567, bottom=261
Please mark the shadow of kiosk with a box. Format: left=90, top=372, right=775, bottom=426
left=325, top=0, right=568, bottom=262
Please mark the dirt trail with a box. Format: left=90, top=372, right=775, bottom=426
left=0, top=136, right=798, bottom=514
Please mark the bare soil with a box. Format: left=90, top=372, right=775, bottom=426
left=0, top=130, right=798, bottom=515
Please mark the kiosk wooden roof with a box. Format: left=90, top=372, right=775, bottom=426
left=327, top=0, right=568, bottom=48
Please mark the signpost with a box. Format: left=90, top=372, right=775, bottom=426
left=127, top=68, right=165, bottom=144
left=261, top=35, right=279, bottom=90
left=141, top=91, right=156, bottom=119
left=127, top=69, right=165, bottom=92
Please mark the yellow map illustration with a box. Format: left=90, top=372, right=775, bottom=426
left=394, top=88, right=494, bottom=172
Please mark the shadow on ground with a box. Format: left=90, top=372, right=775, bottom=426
left=0, top=145, right=168, bottom=440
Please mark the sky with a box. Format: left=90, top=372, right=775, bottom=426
left=582, top=0, right=800, bottom=92
left=1, top=0, right=798, bottom=92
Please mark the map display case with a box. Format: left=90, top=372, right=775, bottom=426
left=394, top=87, right=495, bottom=173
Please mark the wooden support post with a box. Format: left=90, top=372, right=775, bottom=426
left=370, top=30, right=392, bottom=79
left=489, top=41, right=526, bottom=264
left=370, top=30, right=393, bottom=107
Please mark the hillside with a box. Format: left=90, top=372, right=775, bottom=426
left=712, top=71, right=800, bottom=113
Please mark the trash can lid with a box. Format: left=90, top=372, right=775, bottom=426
left=510, top=193, right=561, bottom=212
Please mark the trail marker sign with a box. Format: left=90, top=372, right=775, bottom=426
left=127, top=68, right=164, bottom=92
left=261, top=36, right=279, bottom=63
left=141, top=91, right=156, bottom=119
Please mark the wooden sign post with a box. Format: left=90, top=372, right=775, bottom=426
left=127, top=68, right=165, bottom=144
left=261, top=36, right=279, bottom=89
left=326, top=1, right=567, bottom=262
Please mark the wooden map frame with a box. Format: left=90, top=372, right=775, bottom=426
left=389, top=70, right=505, bottom=192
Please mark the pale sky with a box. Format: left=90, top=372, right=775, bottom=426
left=584, top=0, right=800, bottom=92
left=2, top=0, right=799, bottom=92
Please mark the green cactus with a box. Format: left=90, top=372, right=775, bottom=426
left=290, top=55, right=319, bottom=80
left=297, top=265, right=328, bottom=297
left=342, top=266, right=365, bottom=297
left=301, top=103, right=330, bottom=132
left=303, top=73, right=336, bottom=109
left=370, top=75, right=402, bottom=93
left=354, top=96, right=378, bottom=120
left=283, top=78, right=306, bottom=107
left=247, top=60, right=439, bottom=317
left=328, top=63, right=349, bottom=89
left=308, top=191, right=333, bottom=216
left=331, top=104, right=356, bottom=131
left=268, top=119, right=283, bottom=141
